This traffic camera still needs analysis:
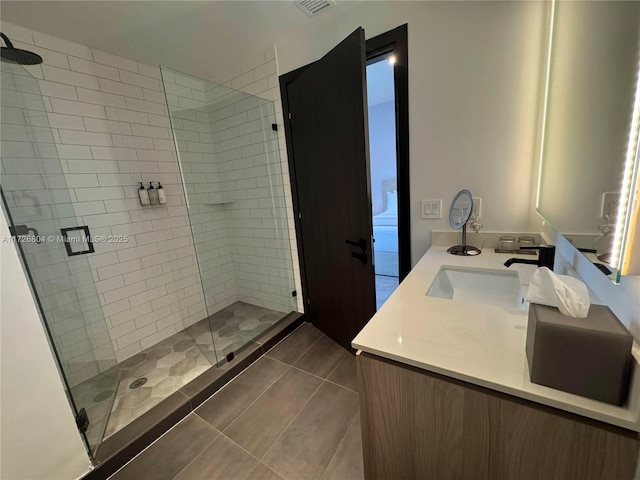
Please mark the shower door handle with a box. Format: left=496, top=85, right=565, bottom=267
left=60, top=226, right=95, bottom=256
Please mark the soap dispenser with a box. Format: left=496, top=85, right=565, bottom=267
left=148, top=182, right=158, bottom=205
left=138, top=182, right=150, bottom=206
left=157, top=182, right=166, bottom=204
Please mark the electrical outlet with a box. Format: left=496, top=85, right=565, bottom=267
left=421, top=199, right=442, bottom=219
left=601, top=192, right=620, bottom=219
left=472, top=197, right=482, bottom=218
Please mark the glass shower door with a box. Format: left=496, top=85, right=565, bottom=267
left=0, top=62, right=118, bottom=458
left=161, top=67, right=299, bottom=364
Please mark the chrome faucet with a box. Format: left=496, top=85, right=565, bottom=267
left=504, top=245, right=555, bottom=270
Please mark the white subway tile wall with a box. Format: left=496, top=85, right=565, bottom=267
left=1, top=62, right=116, bottom=388
left=1, top=22, right=302, bottom=387
left=210, top=49, right=303, bottom=313
left=163, top=66, right=298, bottom=317
left=1, top=22, right=209, bottom=385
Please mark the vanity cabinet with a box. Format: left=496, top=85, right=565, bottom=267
left=357, top=352, right=640, bottom=480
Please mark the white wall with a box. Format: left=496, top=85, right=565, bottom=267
left=0, top=209, right=90, bottom=480
left=276, top=1, right=548, bottom=265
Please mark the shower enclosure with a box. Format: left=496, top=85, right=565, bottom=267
left=1, top=60, right=297, bottom=459
left=161, top=66, right=297, bottom=359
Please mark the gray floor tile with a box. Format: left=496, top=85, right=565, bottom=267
left=320, top=416, right=364, bottom=480
left=247, top=463, right=286, bottom=480
left=327, top=353, right=358, bottom=392
left=110, top=414, right=218, bottom=480
left=225, top=367, right=323, bottom=458
left=266, top=323, right=323, bottom=365
left=173, top=434, right=257, bottom=480
left=262, top=382, right=360, bottom=480
left=295, top=335, right=346, bottom=379
left=195, top=356, right=289, bottom=431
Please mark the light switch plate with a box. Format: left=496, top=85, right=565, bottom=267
left=601, top=192, right=620, bottom=219
left=422, top=199, right=442, bottom=219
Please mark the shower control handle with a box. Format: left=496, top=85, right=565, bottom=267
left=9, top=224, right=41, bottom=243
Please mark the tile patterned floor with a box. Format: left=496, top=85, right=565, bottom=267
left=208, top=301, right=287, bottom=361
left=73, top=301, right=287, bottom=441
left=109, top=323, right=364, bottom=480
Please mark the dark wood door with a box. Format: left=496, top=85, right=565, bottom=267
left=284, top=28, right=376, bottom=351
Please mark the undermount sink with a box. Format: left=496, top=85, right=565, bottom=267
left=426, top=266, right=528, bottom=311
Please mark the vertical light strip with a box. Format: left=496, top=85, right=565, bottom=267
left=611, top=50, right=640, bottom=273
left=619, top=150, right=639, bottom=276
left=535, top=0, right=556, bottom=209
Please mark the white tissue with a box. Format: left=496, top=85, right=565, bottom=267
left=526, top=267, right=590, bottom=318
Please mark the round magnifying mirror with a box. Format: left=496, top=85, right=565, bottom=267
left=449, top=189, right=473, bottom=229
left=447, top=189, right=481, bottom=256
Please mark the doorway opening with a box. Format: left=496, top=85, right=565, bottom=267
left=279, top=25, right=409, bottom=347
left=366, top=25, right=409, bottom=310
left=367, top=54, right=399, bottom=309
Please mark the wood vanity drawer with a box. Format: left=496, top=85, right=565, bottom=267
left=357, top=352, right=639, bottom=480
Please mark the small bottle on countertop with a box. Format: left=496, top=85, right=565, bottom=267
left=138, top=182, right=150, bottom=206
left=148, top=182, right=158, bottom=205
left=157, top=182, right=166, bottom=204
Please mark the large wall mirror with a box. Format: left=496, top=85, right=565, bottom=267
left=538, top=0, right=640, bottom=282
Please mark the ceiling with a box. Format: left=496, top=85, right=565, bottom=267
left=0, top=1, right=360, bottom=82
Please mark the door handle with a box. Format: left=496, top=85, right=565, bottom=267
left=351, top=251, right=367, bottom=265
left=345, top=239, right=367, bottom=250
left=346, top=238, right=367, bottom=266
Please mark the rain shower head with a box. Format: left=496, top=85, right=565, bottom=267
left=1, top=33, right=43, bottom=65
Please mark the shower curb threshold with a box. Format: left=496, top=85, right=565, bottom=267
left=82, top=312, right=305, bottom=480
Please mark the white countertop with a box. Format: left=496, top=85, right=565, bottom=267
left=352, top=246, right=640, bottom=432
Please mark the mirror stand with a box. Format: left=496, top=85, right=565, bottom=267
left=447, top=223, right=481, bottom=256
left=447, top=189, right=481, bottom=256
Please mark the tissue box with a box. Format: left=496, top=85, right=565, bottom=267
left=526, top=303, right=633, bottom=406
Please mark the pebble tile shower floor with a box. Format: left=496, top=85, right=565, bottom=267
left=72, top=301, right=287, bottom=441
